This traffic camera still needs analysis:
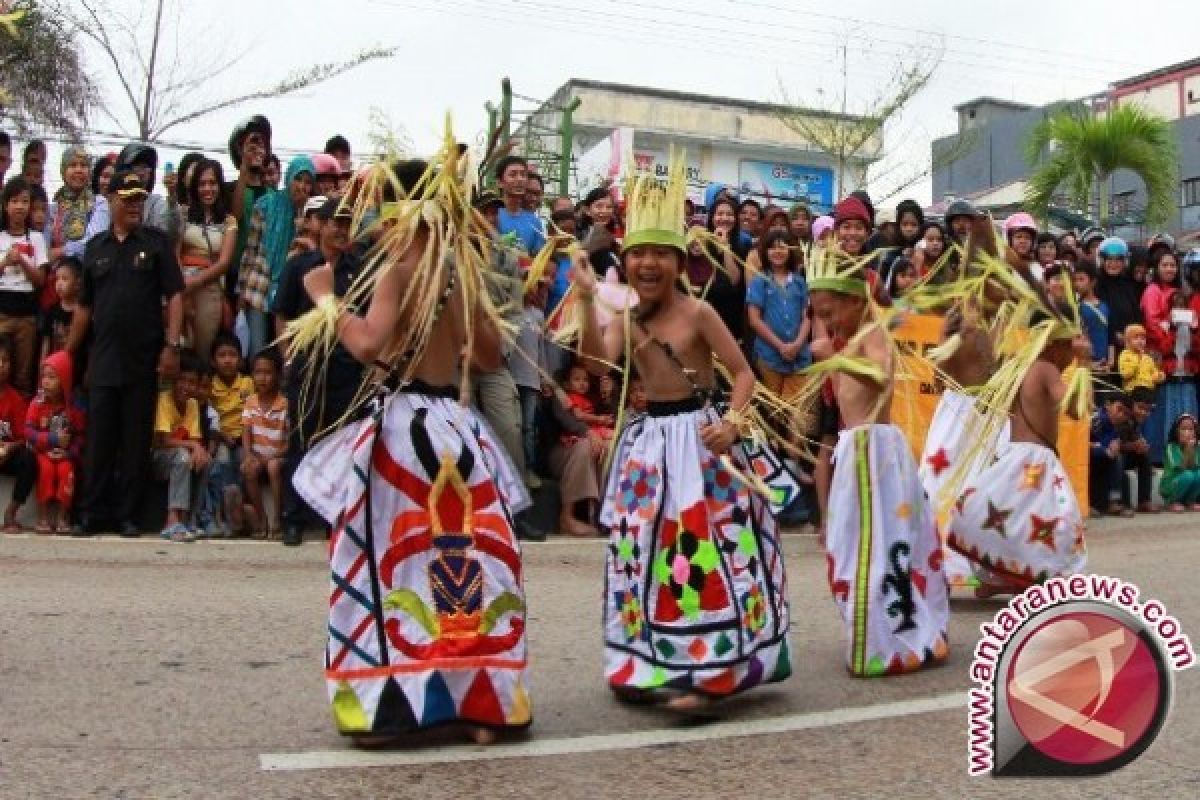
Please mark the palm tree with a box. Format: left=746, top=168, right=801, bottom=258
left=1024, top=103, right=1177, bottom=230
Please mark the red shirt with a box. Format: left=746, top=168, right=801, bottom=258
left=0, top=386, right=28, bottom=443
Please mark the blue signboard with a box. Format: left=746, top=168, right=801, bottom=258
left=737, top=160, right=835, bottom=213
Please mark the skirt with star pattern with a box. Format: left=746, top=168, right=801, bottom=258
left=600, top=403, right=795, bottom=697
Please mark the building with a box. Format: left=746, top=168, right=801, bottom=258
left=517, top=79, right=878, bottom=212
left=931, top=57, right=1200, bottom=241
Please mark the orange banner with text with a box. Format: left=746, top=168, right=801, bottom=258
left=889, top=313, right=1089, bottom=516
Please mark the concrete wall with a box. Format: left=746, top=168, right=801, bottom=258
left=1117, top=84, right=1181, bottom=120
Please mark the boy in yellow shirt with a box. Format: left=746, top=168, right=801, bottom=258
left=153, top=352, right=211, bottom=542
left=1118, top=324, right=1165, bottom=393
left=206, top=332, right=254, bottom=536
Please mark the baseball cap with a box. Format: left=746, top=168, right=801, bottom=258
left=315, top=196, right=352, bottom=221
left=108, top=168, right=148, bottom=197
left=303, top=195, right=329, bottom=216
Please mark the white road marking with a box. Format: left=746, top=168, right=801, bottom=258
left=259, top=691, right=966, bottom=771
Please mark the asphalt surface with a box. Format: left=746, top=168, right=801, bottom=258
left=1, top=515, right=1197, bottom=799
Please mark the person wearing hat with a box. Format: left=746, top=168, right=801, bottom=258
left=236, top=155, right=315, bottom=359
left=271, top=196, right=363, bottom=546
left=50, top=145, right=94, bottom=261
left=82, top=143, right=176, bottom=248
left=286, top=195, right=328, bottom=260
left=572, top=152, right=795, bottom=712
left=225, top=115, right=273, bottom=299
left=68, top=168, right=184, bottom=536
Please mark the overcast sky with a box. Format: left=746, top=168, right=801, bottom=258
left=22, top=0, right=1200, bottom=204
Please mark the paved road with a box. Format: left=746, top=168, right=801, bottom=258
left=1, top=516, right=1197, bottom=799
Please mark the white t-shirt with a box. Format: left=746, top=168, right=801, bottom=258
left=0, top=229, right=49, bottom=294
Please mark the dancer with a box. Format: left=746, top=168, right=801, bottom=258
left=289, top=134, right=531, bottom=746
left=805, top=213, right=949, bottom=678
left=944, top=305, right=1088, bottom=595
left=573, top=152, right=794, bottom=714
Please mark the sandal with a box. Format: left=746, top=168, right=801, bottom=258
left=35, top=520, right=52, bottom=535
left=159, top=523, right=195, bottom=543
left=1170, top=503, right=1186, bottom=513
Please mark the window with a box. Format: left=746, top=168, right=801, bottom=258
left=1183, top=177, right=1200, bottom=208
left=1112, top=191, right=1136, bottom=215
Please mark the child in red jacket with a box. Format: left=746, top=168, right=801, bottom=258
left=0, top=335, right=37, bottom=531
left=26, top=351, right=84, bottom=533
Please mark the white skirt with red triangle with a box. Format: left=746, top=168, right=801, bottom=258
left=945, top=440, right=1086, bottom=589
left=826, top=423, right=950, bottom=677
left=293, top=390, right=533, bottom=737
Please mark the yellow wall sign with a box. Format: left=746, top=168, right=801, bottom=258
left=890, top=313, right=1090, bottom=516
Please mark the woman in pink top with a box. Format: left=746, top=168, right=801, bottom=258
left=1141, top=249, right=1182, bottom=359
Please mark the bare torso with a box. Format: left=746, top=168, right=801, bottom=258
left=833, top=323, right=892, bottom=428
left=629, top=295, right=717, bottom=402
left=1009, top=360, right=1061, bottom=450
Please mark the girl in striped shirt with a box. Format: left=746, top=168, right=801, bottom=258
left=240, top=348, right=288, bottom=539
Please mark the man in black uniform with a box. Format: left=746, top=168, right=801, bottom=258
left=68, top=169, right=183, bottom=535
left=272, top=198, right=364, bottom=546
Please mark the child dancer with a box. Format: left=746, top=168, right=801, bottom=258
left=288, top=142, right=531, bottom=746
left=945, top=306, right=1088, bottom=595
left=574, top=153, right=794, bottom=713
left=805, top=209, right=949, bottom=677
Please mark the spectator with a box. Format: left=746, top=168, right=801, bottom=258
left=225, top=115, right=273, bottom=304
left=29, top=184, right=50, bottom=242
left=912, top=221, right=947, bottom=277
left=49, top=146, right=94, bottom=261
left=1118, top=323, right=1165, bottom=394
left=545, top=208, right=575, bottom=315
left=578, top=187, right=620, bottom=278
left=895, top=199, right=924, bottom=251
left=40, top=257, right=82, bottom=362
left=747, top=229, right=810, bottom=399
left=1003, top=212, right=1038, bottom=275
left=1043, top=263, right=1068, bottom=303
left=562, top=362, right=613, bottom=455
left=1129, top=245, right=1151, bottom=289
left=887, top=256, right=918, bottom=305
left=550, top=195, right=574, bottom=215
left=524, top=172, right=545, bottom=215
left=1120, top=388, right=1160, bottom=513
left=324, top=134, right=353, bottom=189
left=1035, top=233, right=1059, bottom=275
left=241, top=348, right=288, bottom=540
left=495, top=156, right=545, bottom=257
left=0, top=131, right=10, bottom=189
left=83, top=144, right=176, bottom=246
left=311, top=154, right=341, bottom=199
left=26, top=350, right=84, bottom=533
left=627, top=372, right=648, bottom=413
left=546, top=371, right=601, bottom=538
left=1073, top=262, right=1111, bottom=370
left=0, top=176, right=48, bottom=392
left=173, top=152, right=205, bottom=208
left=152, top=350, right=209, bottom=542
left=0, top=335, right=35, bottom=531
left=21, top=140, right=46, bottom=186
left=263, top=154, right=281, bottom=191
left=789, top=203, right=813, bottom=246
left=687, top=195, right=748, bottom=343
left=288, top=196, right=327, bottom=260
left=1141, top=249, right=1181, bottom=359
left=1162, top=413, right=1200, bottom=511
left=512, top=271, right=549, bottom=486
left=179, top=158, right=237, bottom=362
left=738, top=198, right=763, bottom=240
left=90, top=154, right=116, bottom=197
left=1090, top=392, right=1134, bottom=517
left=237, top=155, right=315, bottom=359
left=1096, top=237, right=1141, bottom=353
left=272, top=197, right=364, bottom=546
left=206, top=332, right=253, bottom=537
left=1079, top=227, right=1106, bottom=261
left=70, top=168, right=183, bottom=537
left=812, top=214, right=835, bottom=245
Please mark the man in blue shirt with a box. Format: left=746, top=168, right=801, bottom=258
left=495, top=155, right=545, bottom=256
left=1090, top=392, right=1134, bottom=517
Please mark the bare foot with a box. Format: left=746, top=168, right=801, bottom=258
left=466, top=725, right=497, bottom=746
left=664, top=692, right=718, bottom=717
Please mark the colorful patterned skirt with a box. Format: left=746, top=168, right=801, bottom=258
left=600, top=398, right=795, bottom=698
left=918, top=390, right=1011, bottom=589
left=827, top=423, right=950, bottom=677
left=946, top=441, right=1086, bottom=588
left=293, top=387, right=532, bottom=737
